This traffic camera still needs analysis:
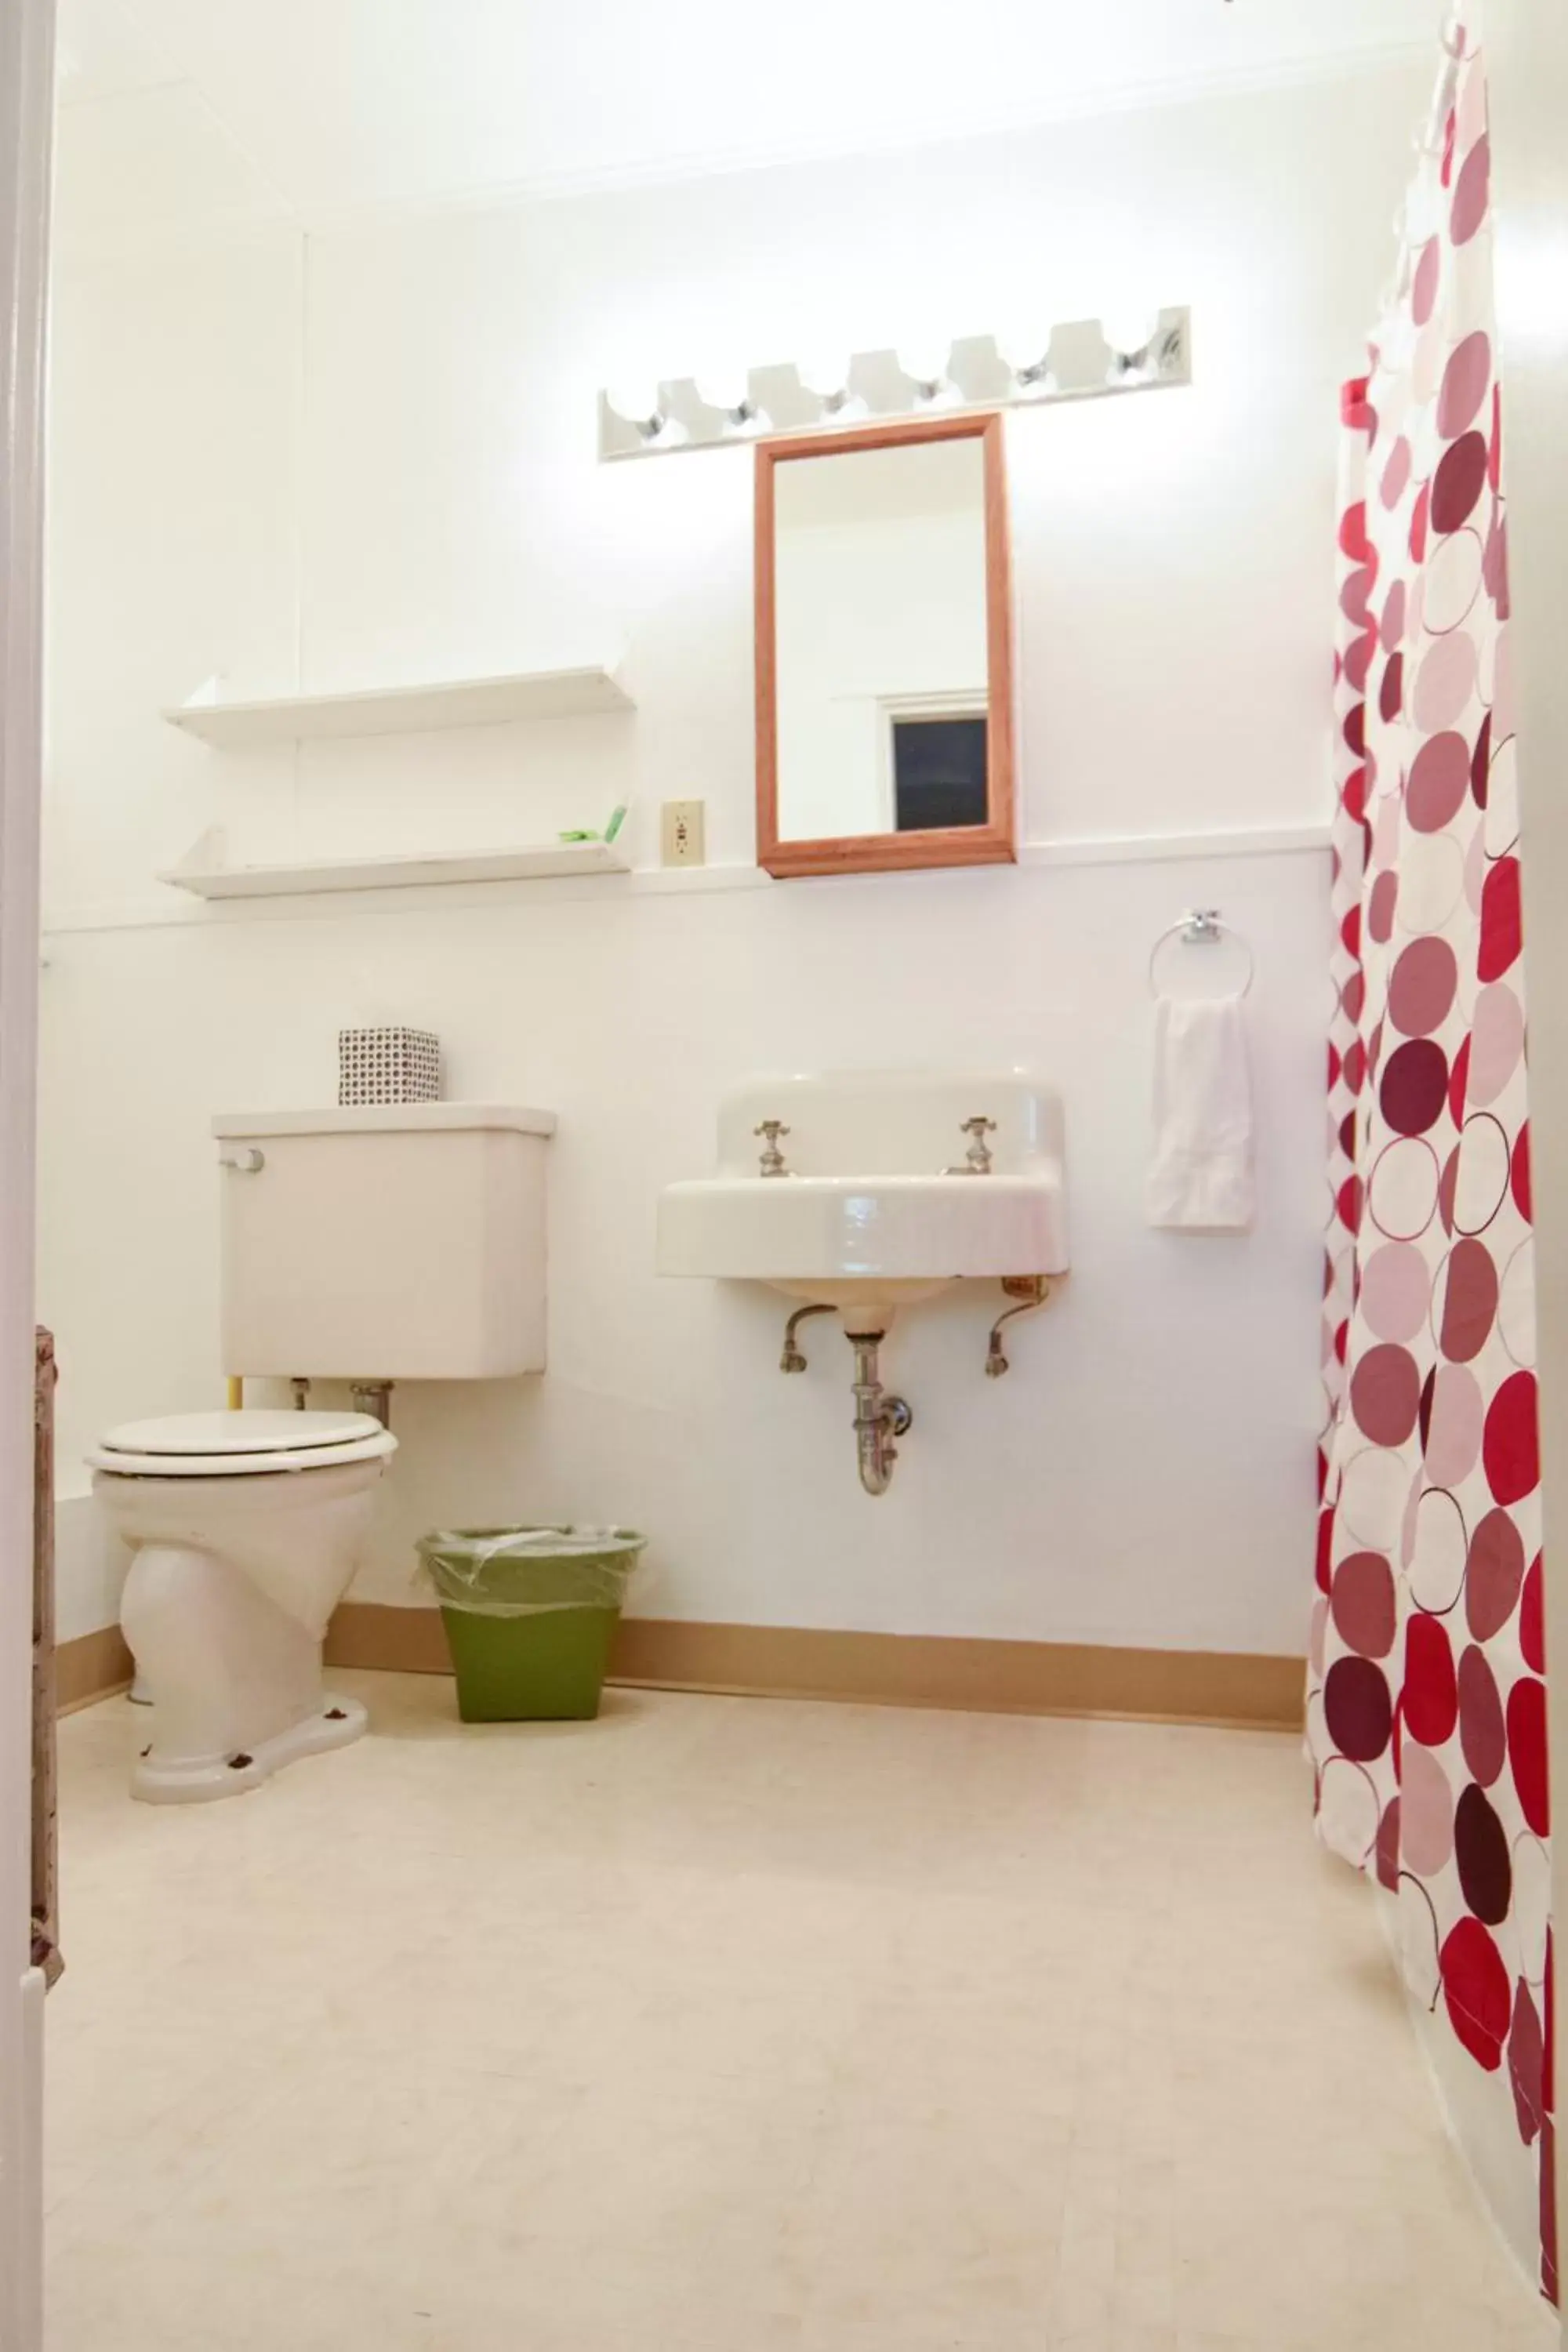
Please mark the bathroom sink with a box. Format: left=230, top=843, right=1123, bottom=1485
left=658, top=1072, right=1069, bottom=1328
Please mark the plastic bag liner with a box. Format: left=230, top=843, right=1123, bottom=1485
left=415, top=1526, right=646, bottom=1618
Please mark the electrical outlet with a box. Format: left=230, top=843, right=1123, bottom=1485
left=661, top=799, right=706, bottom=866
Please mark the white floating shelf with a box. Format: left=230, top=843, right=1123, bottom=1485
left=158, top=837, right=631, bottom=901
left=162, top=665, right=633, bottom=746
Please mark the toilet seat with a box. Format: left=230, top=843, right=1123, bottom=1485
left=89, top=1408, right=397, bottom=1479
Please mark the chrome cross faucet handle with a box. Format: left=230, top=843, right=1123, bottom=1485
left=947, top=1116, right=997, bottom=1176
left=754, top=1120, right=792, bottom=1178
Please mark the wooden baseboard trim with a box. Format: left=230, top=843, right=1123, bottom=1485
left=326, top=1605, right=1305, bottom=1733
left=56, top=1624, right=135, bottom=1715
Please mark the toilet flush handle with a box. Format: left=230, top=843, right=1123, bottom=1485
left=219, top=1146, right=265, bottom=1174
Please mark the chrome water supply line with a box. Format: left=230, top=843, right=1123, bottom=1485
left=779, top=1302, right=834, bottom=1374
left=985, top=1277, right=1053, bottom=1378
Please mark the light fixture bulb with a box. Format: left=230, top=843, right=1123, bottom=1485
left=1100, top=304, right=1162, bottom=360
left=996, top=325, right=1052, bottom=378
left=898, top=338, right=953, bottom=392
left=695, top=371, right=756, bottom=421
left=605, top=379, right=665, bottom=434
left=798, top=354, right=854, bottom=404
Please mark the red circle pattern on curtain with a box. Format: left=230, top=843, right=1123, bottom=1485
left=1309, top=20, right=1553, bottom=2304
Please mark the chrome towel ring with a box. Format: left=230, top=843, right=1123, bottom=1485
left=1149, top=909, right=1256, bottom=1000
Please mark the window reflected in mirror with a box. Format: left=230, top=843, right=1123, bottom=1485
left=891, top=710, right=989, bottom=833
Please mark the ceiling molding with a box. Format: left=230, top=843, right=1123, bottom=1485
left=52, top=206, right=304, bottom=270
left=272, top=34, right=1439, bottom=229
left=53, top=33, right=1434, bottom=268
left=55, top=74, right=182, bottom=110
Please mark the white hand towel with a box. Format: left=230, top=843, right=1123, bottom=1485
left=1146, top=995, right=1254, bottom=1232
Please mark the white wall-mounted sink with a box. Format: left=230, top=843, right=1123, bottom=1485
left=658, top=1071, right=1069, bottom=1330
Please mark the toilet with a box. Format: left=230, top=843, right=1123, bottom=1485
left=89, top=1098, right=557, bottom=1804
left=90, top=1410, right=397, bottom=1803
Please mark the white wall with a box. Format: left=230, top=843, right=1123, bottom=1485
left=49, top=0, right=1441, bottom=242
left=39, top=57, right=1430, bottom=1654
left=51, top=1495, right=127, bottom=1646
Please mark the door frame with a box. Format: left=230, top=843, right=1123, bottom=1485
left=0, top=0, right=56, bottom=2344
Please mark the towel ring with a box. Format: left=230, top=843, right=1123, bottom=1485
left=1149, top=909, right=1255, bottom=1000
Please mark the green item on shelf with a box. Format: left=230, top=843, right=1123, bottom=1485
left=559, top=803, right=629, bottom=848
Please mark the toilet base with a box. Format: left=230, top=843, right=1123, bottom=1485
left=131, top=1693, right=368, bottom=1806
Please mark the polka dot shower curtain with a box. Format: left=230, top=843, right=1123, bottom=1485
left=1309, top=16, right=1552, bottom=2301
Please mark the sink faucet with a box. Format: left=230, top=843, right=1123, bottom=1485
left=754, top=1120, right=792, bottom=1178
left=945, top=1116, right=997, bottom=1176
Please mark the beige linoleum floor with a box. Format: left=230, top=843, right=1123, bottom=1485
left=46, top=1669, right=1553, bottom=2352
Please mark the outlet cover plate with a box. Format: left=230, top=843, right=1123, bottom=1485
left=661, top=800, right=706, bottom=866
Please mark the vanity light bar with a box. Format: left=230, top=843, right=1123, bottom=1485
left=597, top=308, right=1191, bottom=462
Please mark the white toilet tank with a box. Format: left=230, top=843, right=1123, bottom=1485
left=212, top=1104, right=556, bottom=1380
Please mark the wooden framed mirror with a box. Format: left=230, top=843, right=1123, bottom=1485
left=755, top=411, right=1014, bottom=880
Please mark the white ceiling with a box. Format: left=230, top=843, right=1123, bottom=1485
left=54, top=0, right=1444, bottom=249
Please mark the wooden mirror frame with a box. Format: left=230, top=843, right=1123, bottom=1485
left=755, top=410, right=1014, bottom=880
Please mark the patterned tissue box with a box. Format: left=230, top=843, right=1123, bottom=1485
left=338, top=1026, right=442, bottom=1107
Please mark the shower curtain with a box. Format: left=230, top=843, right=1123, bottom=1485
left=1310, top=16, right=1552, bottom=2301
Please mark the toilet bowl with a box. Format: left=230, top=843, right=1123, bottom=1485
left=89, top=1410, right=397, bottom=1804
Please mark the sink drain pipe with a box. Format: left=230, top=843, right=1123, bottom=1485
left=848, top=1332, right=913, bottom=1497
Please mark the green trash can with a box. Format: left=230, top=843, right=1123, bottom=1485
left=416, top=1526, right=647, bottom=1722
